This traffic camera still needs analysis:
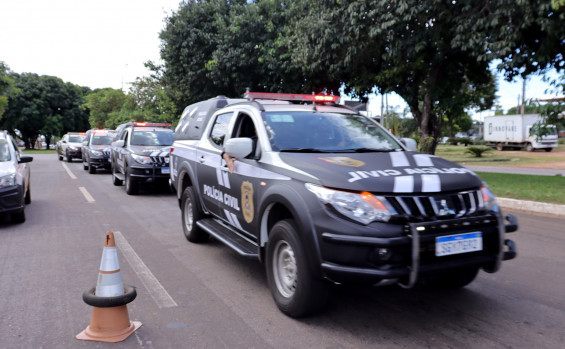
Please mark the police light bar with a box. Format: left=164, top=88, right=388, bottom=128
left=133, top=122, right=171, bottom=127
left=244, top=92, right=340, bottom=104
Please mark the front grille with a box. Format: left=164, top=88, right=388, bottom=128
left=102, top=150, right=111, bottom=158
left=386, top=189, right=484, bottom=222
left=150, top=156, right=169, bottom=166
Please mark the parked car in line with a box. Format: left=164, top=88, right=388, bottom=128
left=81, top=129, right=117, bottom=174
left=0, top=130, right=33, bottom=223
left=56, top=132, right=86, bottom=162
left=110, top=122, right=174, bottom=195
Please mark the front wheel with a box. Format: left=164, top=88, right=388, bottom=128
left=265, top=219, right=329, bottom=318
left=66, top=150, right=72, bottom=162
left=125, top=167, right=138, bottom=195
left=88, top=160, right=96, bottom=174
left=525, top=143, right=534, bottom=152
left=112, top=162, right=123, bottom=186
left=181, top=186, right=208, bottom=242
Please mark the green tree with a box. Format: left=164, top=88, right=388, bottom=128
left=286, top=0, right=497, bottom=154
left=1, top=73, right=89, bottom=149
left=127, top=74, right=177, bottom=125
left=0, top=61, right=15, bottom=121
left=157, top=0, right=328, bottom=112
left=84, top=88, right=126, bottom=129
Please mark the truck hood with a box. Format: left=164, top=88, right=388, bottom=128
left=131, top=146, right=171, bottom=157
left=278, top=151, right=482, bottom=194
left=0, top=162, right=16, bottom=177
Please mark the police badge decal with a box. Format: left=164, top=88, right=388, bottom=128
left=241, top=181, right=254, bottom=223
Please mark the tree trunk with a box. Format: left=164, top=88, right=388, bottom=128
left=409, top=92, right=441, bottom=155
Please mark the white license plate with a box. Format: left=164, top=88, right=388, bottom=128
left=435, top=232, right=482, bottom=257
left=161, top=167, right=170, bottom=174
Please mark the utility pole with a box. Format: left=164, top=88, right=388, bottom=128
left=521, top=77, right=526, bottom=116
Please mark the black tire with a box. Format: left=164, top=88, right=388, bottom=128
left=82, top=285, right=137, bottom=308
left=265, top=219, right=329, bottom=318
left=545, top=148, right=553, bottom=152
left=83, top=157, right=88, bottom=170
left=66, top=150, right=72, bottom=162
left=24, top=185, right=31, bottom=205
left=496, top=143, right=503, bottom=151
left=125, top=167, right=139, bottom=195
left=420, top=266, right=480, bottom=290
left=12, top=208, right=26, bottom=223
left=112, top=162, right=123, bottom=186
left=526, top=143, right=534, bottom=152
left=181, top=186, right=208, bottom=242
left=88, top=160, right=96, bottom=174
left=58, top=153, right=63, bottom=161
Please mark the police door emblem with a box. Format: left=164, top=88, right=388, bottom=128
left=319, top=157, right=365, bottom=167
left=241, top=181, right=254, bottom=223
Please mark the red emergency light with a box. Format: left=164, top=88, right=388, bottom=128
left=133, top=122, right=171, bottom=127
left=244, top=92, right=340, bottom=104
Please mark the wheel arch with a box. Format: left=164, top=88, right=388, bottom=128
left=257, top=186, right=324, bottom=277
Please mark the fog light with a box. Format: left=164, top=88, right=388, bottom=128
left=376, top=248, right=392, bottom=261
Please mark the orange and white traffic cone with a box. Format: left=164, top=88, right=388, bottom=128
left=76, top=232, right=141, bottom=343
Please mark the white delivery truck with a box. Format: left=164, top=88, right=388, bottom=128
left=484, top=114, right=558, bottom=152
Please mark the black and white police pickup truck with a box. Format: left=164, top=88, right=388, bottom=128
left=170, top=92, right=518, bottom=317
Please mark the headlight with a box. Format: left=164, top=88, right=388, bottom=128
left=305, top=183, right=392, bottom=224
left=0, top=174, right=16, bottom=188
left=70, top=146, right=79, bottom=151
left=132, top=154, right=152, bottom=165
left=91, top=150, right=103, bottom=156
left=479, top=183, right=498, bottom=210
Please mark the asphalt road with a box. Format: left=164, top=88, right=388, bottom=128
left=1, top=154, right=564, bottom=348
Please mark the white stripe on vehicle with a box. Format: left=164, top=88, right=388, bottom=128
left=393, top=175, right=414, bottom=193
left=413, top=154, right=435, bottom=167
left=421, top=174, right=441, bottom=192
left=390, top=152, right=410, bottom=167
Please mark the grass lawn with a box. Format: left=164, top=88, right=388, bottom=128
left=20, top=149, right=57, bottom=155
left=436, top=143, right=565, bottom=167
left=476, top=172, right=565, bottom=205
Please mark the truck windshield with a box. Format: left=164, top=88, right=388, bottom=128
left=131, top=129, right=174, bottom=146
left=262, top=111, right=402, bottom=152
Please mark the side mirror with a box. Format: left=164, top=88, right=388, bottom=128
left=400, top=138, right=417, bottom=151
left=225, top=137, right=253, bottom=159
left=19, top=155, right=33, bottom=164
left=114, top=140, right=125, bottom=148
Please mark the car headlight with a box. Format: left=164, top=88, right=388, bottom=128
left=132, top=154, right=152, bottom=165
left=70, top=146, right=79, bottom=151
left=91, top=150, right=103, bottom=156
left=0, top=174, right=16, bottom=188
left=479, top=183, right=498, bottom=210
left=305, top=183, right=392, bottom=224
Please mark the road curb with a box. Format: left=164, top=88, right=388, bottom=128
left=498, top=197, right=565, bottom=216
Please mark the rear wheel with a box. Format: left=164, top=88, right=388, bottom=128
left=181, top=186, right=208, bottom=242
left=545, top=148, right=553, bottom=152
left=266, top=219, right=329, bottom=318
left=496, top=143, right=503, bottom=151
left=83, top=158, right=88, bottom=170
left=420, top=266, right=479, bottom=289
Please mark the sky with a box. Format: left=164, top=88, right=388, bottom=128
left=1, top=0, right=562, bottom=118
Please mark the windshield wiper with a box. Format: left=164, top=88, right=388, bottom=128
left=279, top=148, right=334, bottom=153
left=343, top=148, right=396, bottom=153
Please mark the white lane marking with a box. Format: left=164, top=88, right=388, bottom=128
left=61, top=162, right=77, bottom=179
left=114, top=231, right=178, bottom=309
left=78, top=187, right=95, bottom=203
